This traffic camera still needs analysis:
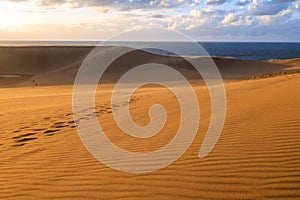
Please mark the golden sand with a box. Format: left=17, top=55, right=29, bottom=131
left=0, top=47, right=299, bottom=199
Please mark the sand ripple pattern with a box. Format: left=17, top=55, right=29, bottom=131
left=0, top=59, right=299, bottom=199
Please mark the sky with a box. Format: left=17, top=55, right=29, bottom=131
left=0, top=0, right=299, bottom=41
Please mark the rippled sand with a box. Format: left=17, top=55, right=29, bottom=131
left=0, top=72, right=300, bottom=199
left=0, top=47, right=300, bottom=199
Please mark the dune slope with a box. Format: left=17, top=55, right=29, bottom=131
left=0, top=72, right=299, bottom=199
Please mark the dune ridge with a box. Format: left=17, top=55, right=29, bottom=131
left=1, top=46, right=299, bottom=87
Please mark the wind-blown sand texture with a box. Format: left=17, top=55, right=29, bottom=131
left=0, top=46, right=299, bottom=199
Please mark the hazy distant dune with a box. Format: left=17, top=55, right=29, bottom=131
left=0, top=46, right=299, bottom=87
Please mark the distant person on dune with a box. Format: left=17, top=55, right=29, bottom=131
left=33, top=80, right=38, bottom=87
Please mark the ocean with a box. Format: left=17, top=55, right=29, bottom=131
left=0, top=41, right=299, bottom=60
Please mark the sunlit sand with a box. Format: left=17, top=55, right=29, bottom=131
left=0, top=47, right=300, bottom=199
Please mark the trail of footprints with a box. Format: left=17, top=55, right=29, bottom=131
left=10, top=96, right=144, bottom=147
left=11, top=118, right=75, bottom=147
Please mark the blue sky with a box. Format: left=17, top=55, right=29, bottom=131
left=0, top=0, right=299, bottom=41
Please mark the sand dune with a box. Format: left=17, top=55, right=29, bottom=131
left=0, top=46, right=299, bottom=87
left=0, top=46, right=300, bottom=199
left=0, top=74, right=300, bottom=199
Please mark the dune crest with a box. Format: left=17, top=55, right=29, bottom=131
left=1, top=46, right=299, bottom=87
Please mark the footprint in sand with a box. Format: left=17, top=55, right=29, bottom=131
left=32, top=128, right=47, bottom=131
left=11, top=133, right=38, bottom=147
left=13, top=125, right=32, bottom=133
left=43, top=117, right=51, bottom=121
left=130, top=98, right=135, bottom=103
left=44, top=129, right=60, bottom=135
left=15, top=137, right=37, bottom=143
left=10, top=112, right=78, bottom=147
left=81, top=107, right=94, bottom=113
left=12, top=133, right=36, bottom=139
left=20, top=126, right=30, bottom=129
left=66, top=120, right=77, bottom=128
left=74, top=117, right=89, bottom=124
left=12, top=143, right=25, bottom=147
left=51, top=122, right=68, bottom=129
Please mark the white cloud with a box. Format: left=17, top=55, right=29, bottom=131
left=222, top=13, right=253, bottom=26
left=293, top=0, right=300, bottom=9
left=248, top=0, right=296, bottom=15
left=257, top=8, right=293, bottom=25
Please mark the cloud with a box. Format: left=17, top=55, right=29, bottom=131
left=206, top=0, right=227, bottom=5
left=166, top=8, right=225, bottom=31
left=149, top=0, right=185, bottom=8
left=235, top=0, right=252, bottom=6
left=149, top=14, right=168, bottom=18
left=248, top=0, right=296, bottom=16
left=35, top=0, right=66, bottom=7
left=257, top=8, right=293, bottom=25
left=182, top=17, right=300, bottom=41
left=2, top=0, right=300, bottom=41
left=8, top=0, right=194, bottom=10
left=6, top=0, right=28, bottom=2
left=222, top=13, right=254, bottom=26
left=293, top=0, right=300, bottom=9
